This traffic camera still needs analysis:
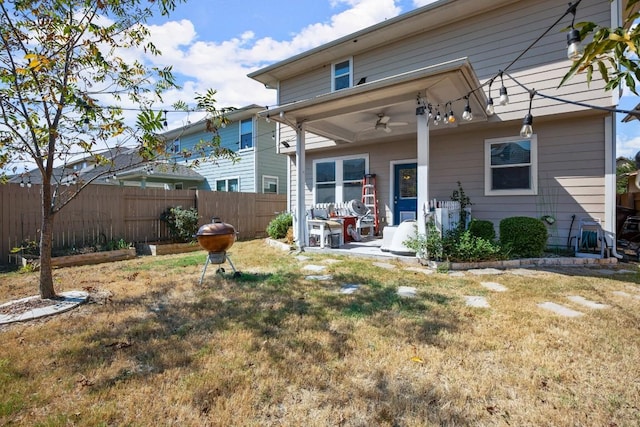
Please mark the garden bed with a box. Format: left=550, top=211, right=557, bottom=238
left=136, top=242, right=202, bottom=256
left=9, top=248, right=137, bottom=269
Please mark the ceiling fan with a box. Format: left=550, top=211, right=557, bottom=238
left=370, top=113, right=408, bottom=133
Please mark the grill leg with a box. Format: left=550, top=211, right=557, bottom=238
left=199, top=255, right=211, bottom=285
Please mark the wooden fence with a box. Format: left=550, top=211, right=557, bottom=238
left=0, top=183, right=286, bottom=263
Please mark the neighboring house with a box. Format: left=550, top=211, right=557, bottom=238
left=159, top=105, right=286, bottom=194
left=249, top=0, right=628, bottom=252
left=9, top=147, right=203, bottom=189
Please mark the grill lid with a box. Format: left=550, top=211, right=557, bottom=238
left=196, top=217, right=236, bottom=236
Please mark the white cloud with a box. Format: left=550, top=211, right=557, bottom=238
left=617, top=129, right=640, bottom=159
left=135, top=0, right=403, bottom=113
left=412, top=0, right=440, bottom=7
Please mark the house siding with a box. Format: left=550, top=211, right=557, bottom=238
left=255, top=120, right=287, bottom=194
left=277, top=0, right=612, bottom=151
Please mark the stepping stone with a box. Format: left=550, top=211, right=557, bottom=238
left=464, top=296, right=490, bottom=308
left=0, top=290, right=89, bottom=325
left=405, top=267, right=434, bottom=275
left=303, top=264, right=326, bottom=272
left=567, top=295, right=609, bottom=309
left=340, top=284, right=360, bottom=294
left=397, top=286, right=417, bottom=298
left=295, top=255, right=311, bottom=262
left=616, top=269, right=635, bottom=274
left=305, top=275, right=333, bottom=281
left=467, top=268, right=504, bottom=276
left=373, top=262, right=396, bottom=270
left=448, top=271, right=465, bottom=277
left=480, top=281, right=508, bottom=292
left=613, top=291, right=640, bottom=300
left=538, top=302, right=583, bottom=317
left=322, top=259, right=342, bottom=265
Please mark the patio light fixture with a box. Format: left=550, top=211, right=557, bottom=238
left=520, top=89, right=536, bottom=138
left=163, top=110, right=168, bottom=128
left=462, top=96, right=473, bottom=121
left=446, top=102, right=456, bottom=124
left=566, top=2, right=583, bottom=61
left=498, top=72, right=509, bottom=106
left=485, top=78, right=495, bottom=116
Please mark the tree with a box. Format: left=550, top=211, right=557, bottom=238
left=561, top=0, right=640, bottom=94
left=0, top=0, right=235, bottom=299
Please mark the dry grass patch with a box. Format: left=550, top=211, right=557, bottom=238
left=1, top=240, right=639, bottom=426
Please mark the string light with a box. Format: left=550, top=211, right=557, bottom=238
left=462, top=96, right=473, bottom=121
left=498, top=72, right=509, bottom=106
left=485, top=78, right=495, bottom=116
left=566, top=2, right=583, bottom=61
left=520, top=89, right=536, bottom=138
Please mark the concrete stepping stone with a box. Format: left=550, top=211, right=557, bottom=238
left=322, top=259, right=342, bottom=265
left=405, top=267, right=434, bottom=275
left=303, top=264, right=326, bottom=272
left=397, top=286, right=417, bottom=298
left=464, top=296, right=490, bottom=308
left=538, top=302, right=583, bottom=317
left=509, top=268, right=542, bottom=277
left=596, top=269, right=617, bottom=276
left=567, top=295, right=609, bottom=309
left=373, top=262, right=396, bottom=270
left=305, top=274, right=333, bottom=281
left=613, top=291, right=640, bottom=300
left=448, top=271, right=465, bottom=277
left=340, top=284, right=360, bottom=294
left=480, top=281, right=508, bottom=292
left=467, top=268, right=504, bottom=276
left=0, top=290, right=89, bottom=325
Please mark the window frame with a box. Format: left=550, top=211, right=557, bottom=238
left=262, top=175, right=279, bottom=194
left=331, top=58, right=353, bottom=92
left=171, top=138, right=180, bottom=154
left=313, top=154, right=368, bottom=204
left=484, top=135, right=538, bottom=196
left=215, top=176, right=240, bottom=192
left=239, top=118, right=254, bottom=150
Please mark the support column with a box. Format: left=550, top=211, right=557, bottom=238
left=416, top=110, right=430, bottom=235
left=295, top=122, right=307, bottom=249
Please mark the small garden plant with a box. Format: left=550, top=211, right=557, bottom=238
left=266, top=212, right=293, bottom=240
left=160, top=206, right=200, bottom=243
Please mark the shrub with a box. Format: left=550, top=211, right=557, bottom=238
left=499, top=216, right=548, bottom=258
left=267, top=212, right=293, bottom=239
left=441, top=229, right=504, bottom=262
left=160, top=206, right=199, bottom=243
left=469, top=219, right=496, bottom=241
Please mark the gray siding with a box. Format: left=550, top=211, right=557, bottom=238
left=255, top=120, right=287, bottom=194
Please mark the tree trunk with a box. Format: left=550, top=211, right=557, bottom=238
left=39, top=184, right=56, bottom=299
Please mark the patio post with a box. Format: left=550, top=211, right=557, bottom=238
left=416, top=109, right=429, bottom=235
left=295, top=122, right=307, bottom=249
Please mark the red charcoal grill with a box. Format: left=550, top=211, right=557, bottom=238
left=196, top=217, right=240, bottom=283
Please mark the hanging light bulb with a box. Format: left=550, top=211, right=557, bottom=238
left=446, top=102, right=456, bottom=124
left=567, top=28, right=582, bottom=61
left=499, top=72, right=509, bottom=106
left=27, top=176, right=32, bottom=188
left=434, top=109, right=441, bottom=125
left=82, top=117, right=90, bottom=132
left=163, top=110, right=168, bottom=128
left=485, top=98, right=495, bottom=116
left=520, top=89, right=536, bottom=138
left=462, top=97, right=473, bottom=121
left=427, top=104, right=433, bottom=120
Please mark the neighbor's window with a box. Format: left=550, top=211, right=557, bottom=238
left=485, top=135, right=537, bottom=196
left=240, top=119, right=253, bottom=149
left=332, top=58, right=352, bottom=91
left=262, top=175, right=278, bottom=194
left=171, top=138, right=180, bottom=154
left=314, top=155, right=368, bottom=203
left=215, top=177, right=239, bottom=192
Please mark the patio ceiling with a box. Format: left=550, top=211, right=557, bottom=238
left=262, top=58, right=489, bottom=145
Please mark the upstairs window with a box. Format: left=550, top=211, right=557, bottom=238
left=216, top=177, right=239, bottom=192
left=240, top=119, right=253, bottom=150
left=332, top=58, right=352, bottom=91
left=170, top=138, right=180, bottom=154
left=484, top=135, right=538, bottom=196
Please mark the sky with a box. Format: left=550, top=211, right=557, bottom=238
left=137, top=0, right=640, bottom=159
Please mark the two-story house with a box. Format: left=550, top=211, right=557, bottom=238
left=160, top=105, right=287, bottom=194
left=249, top=0, right=627, bottom=253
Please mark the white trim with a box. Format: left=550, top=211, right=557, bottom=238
left=312, top=153, right=369, bottom=204
left=331, top=57, right=353, bottom=92
left=262, top=175, right=279, bottom=194
left=484, top=134, right=538, bottom=196
left=389, top=158, right=417, bottom=227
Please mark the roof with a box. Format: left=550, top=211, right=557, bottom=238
left=622, top=102, right=640, bottom=123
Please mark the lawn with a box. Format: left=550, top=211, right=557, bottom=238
left=1, top=239, right=639, bottom=426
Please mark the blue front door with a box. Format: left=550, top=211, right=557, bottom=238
left=393, top=163, right=417, bottom=225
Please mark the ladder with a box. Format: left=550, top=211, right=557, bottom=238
left=361, top=174, right=379, bottom=235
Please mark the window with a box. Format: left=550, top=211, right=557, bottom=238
left=332, top=58, right=352, bottom=91
left=262, top=176, right=278, bottom=194
left=314, top=155, right=367, bottom=203
left=171, top=138, right=180, bottom=154
left=215, top=177, right=239, bottom=192
left=485, top=135, right=537, bottom=196
left=240, top=119, right=253, bottom=150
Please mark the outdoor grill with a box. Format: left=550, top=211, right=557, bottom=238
left=196, top=217, right=240, bottom=283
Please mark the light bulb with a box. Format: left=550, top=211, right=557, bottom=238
left=448, top=112, right=456, bottom=123
left=462, top=106, right=473, bottom=121
left=567, top=29, right=582, bottom=61
left=499, top=86, right=509, bottom=106
left=520, top=113, right=533, bottom=138
left=485, top=98, right=495, bottom=116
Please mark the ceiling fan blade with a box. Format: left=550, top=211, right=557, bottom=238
left=378, top=115, right=391, bottom=124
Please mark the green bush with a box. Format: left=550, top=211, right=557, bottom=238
left=442, top=229, right=504, bottom=262
left=469, top=219, right=496, bottom=241
left=160, top=206, right=199, bottom=243
left=499, top=216, right=548, bottom=258
left=267, top=212, right=293, bottom=239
